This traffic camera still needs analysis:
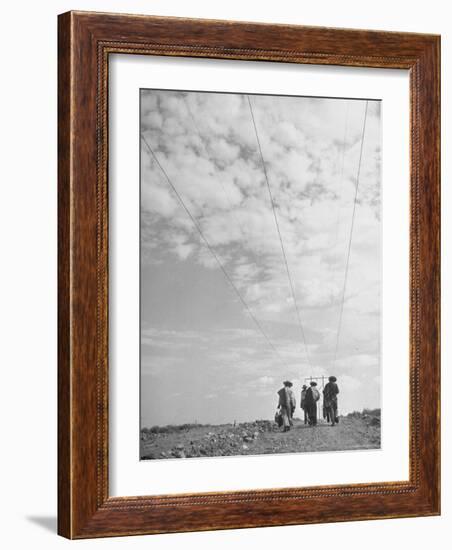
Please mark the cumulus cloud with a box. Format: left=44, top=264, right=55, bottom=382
left=140, top=90, right=381, bottom=423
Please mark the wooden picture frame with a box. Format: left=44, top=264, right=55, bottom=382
left=58, top=11, right=440, bottom=539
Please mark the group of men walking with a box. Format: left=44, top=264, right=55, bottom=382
left=276, top=377, right=339, bottom=432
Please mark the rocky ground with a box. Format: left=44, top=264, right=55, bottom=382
left=140, top=409, right=381, bottom=460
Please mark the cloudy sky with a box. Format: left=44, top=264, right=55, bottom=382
left=140, top=89, right=381, bottom=427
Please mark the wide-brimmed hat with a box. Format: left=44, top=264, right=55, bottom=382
left=283, top=380, right=293, bottom=387
left=310, top=381, right=317, bottom=386
left=329, top=376, right=337, bottom=382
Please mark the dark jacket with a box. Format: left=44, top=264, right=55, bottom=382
left=304, top=386, right=320, bottom=409
left=323, top=382, right=339, bottom=407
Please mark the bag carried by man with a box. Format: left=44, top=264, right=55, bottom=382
left=312, top=387, right=320, bottom=402
left=274, top=409, right=283, bottom=427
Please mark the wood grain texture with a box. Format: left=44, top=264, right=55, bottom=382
left=57, top=11, right=440, bottom=539
left=57, top=10, right=72, bottom=538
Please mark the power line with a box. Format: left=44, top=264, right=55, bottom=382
left=333, top=100, right=369, bottom=366
left=183, top=96, right=235, bottom=204
left=141, top=133, right=289, bottom=368
left=332, top=102, right=350, bottom=249
left=247, top=95, right=312, bottom=369
left=183, top=95, right=266, bottom=301
left=183, top=96, right=253, bottom=247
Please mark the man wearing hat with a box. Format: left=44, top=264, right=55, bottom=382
left=277, top=381, right=296, bottom=432
left=323, top=376, right=340, bottom=426
left=304, top=381, right=320, bottom=426
left=300, top=384, right=308, bottom=425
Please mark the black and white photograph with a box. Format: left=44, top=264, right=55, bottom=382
left=139, top=89, right=382, bottom=460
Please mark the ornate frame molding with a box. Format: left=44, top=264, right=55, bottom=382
left=58, top=11, right=440, bottom=538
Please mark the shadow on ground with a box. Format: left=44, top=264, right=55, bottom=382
left=26, top=516, right=57, bottom=534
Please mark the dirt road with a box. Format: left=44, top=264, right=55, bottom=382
left=140, top=412, right=381, bottom=460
